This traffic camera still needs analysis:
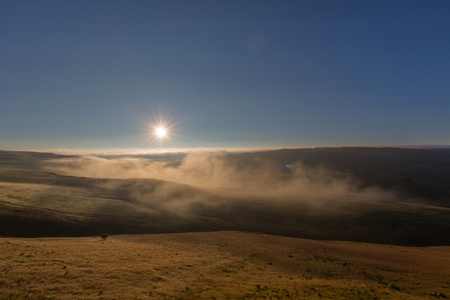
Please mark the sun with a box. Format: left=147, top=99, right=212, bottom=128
left=142, top=110, right=178, bottom=146
left=156, top=127, right=166, bottom=137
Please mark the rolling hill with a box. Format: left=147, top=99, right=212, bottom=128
left=0, top=148, right=449, bottom=246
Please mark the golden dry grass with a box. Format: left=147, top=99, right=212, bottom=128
left=1, top=231, right=449, bottom=299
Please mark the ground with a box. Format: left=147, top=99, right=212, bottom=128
left=1, top=231, right=449, bottom=299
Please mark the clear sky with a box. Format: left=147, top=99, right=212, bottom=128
left=1, top=0, right=449, bottom=151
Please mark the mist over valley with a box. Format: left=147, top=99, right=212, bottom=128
left=1, top=147, right=449, bottom=246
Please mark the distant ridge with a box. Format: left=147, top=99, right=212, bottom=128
left=395, top=145, right=450, bottom=149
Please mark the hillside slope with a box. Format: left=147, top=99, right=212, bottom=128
left=1, top=148, right=449, bottom=245
left=228, top=147, right=450, bottom=206
left=1, top=231, right=449, bottom=299
left=0, top=168, right=448, bottom=245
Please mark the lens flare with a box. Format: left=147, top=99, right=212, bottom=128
left=156, top=127, right=166, bottom=137
left=142, top=110, right=178, bottom=147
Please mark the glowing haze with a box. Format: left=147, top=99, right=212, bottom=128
left=43, top=151, right=394, bottom=213
left=1, top=1, right=450, bottom=151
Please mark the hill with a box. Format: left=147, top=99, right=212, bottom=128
left=0, top=148, right=449, bottom=246
left=0, top=150, right=76, bottom=171
left=1, top=231, right=449, bottom=299
left=227, top=147, right=450, bottom=206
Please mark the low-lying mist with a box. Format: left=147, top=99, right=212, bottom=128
left=43, top=151, right=395, bottom=212
left=3, top=149, right=448, bottom=244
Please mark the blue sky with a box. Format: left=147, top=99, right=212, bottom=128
left=1, top=0, right=449, bottom=151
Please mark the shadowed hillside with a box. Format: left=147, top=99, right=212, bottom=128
left=227, top=147, right=450, bottom=206
left=0, top=150, right=76, bottom=170
left=0, top=148, right=449, bottom=246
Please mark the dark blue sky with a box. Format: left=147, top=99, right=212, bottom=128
left=1, top=0, right=449, bottom=151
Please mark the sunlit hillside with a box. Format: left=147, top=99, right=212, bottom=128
left=1, top=231, right=449, bottom=299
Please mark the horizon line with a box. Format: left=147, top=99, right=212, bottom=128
left=1, top=144, right=450, bottom=156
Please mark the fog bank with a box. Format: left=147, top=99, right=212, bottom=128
left=43, top=151, right=394, bottom=208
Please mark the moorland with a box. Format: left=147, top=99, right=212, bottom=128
left=0, top=147, right=449, bottom=299
left=1, top=231, right=449, bottom=299
left=0, top=147, right=449, bottom=245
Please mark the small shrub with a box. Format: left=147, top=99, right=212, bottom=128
left=100, top=233, right=109, bottom=240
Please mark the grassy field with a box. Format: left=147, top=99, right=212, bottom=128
left=1, top=231, right=449, bottom=299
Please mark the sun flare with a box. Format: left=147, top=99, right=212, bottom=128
left=144, top=111, right=178, bottom=146
left=156, top=127, right=166, bottom=137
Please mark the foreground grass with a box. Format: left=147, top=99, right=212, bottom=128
left=0, top=231, right=449, bottom=299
